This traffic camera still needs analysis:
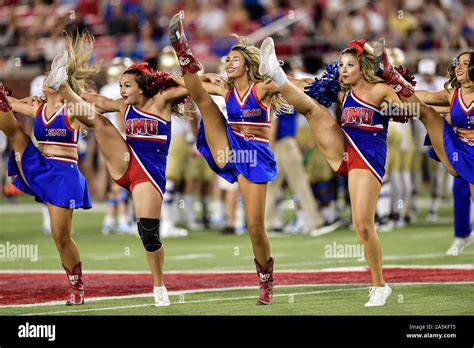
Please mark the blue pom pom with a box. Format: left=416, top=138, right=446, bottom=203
left=304, top=62, right=341, bottom=107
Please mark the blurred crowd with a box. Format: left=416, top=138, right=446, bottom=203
left=0, top=0, right=473, bottom=74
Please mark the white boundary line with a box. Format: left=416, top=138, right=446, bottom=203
left=2, top=281, right=474, bottom=311
left=11, top=281, right=474, bottom=316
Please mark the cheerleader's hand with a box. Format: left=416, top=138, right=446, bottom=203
left=455, top=127, right=474, bottom=139
left=203, top=73, right=226, bottom=86
left=20, top=96, right=42, bottom=106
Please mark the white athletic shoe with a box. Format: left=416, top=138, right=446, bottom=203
left=310, top=219, right=342, bottom=237
left=153, top=286, right=171, bottom=307
left=258, top=37, right=282, bottom=78
left=365, top=283, right=392, bottom=307
left=161, top=225, right=189, bottom=238
left=446, top=235, right=474, bottom=256
left=425, top=210, right=438, bottom=222
left=101, top=222, right=115, bottom=235
left=45, top=49, right=69, bottom=90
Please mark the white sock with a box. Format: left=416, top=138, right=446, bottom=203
left=235, top=197, right=245, bottom=230
left=390, top=172, right=402, bottom=217
left=42, top=205, right=51, bottom=231
left=212, top=199, right=224, bottom=221
left=430, top=197, right=440, bottom=213
left=103, top=214, right=114, bottom=226
left=401, top=171, right=412, bottom=219
left=184, top=194, right=196, bottom=225
left=118, top=215, right=128, bottom=226
left=272, top=66, right=288, bottom=87
left=377, top=181, right=392, bottom=219
left=326, top=201, right=338, bottom=222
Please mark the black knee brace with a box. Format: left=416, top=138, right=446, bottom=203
left=137, top=218, right=162, bottom=252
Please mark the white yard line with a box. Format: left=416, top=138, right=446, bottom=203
left=1, top=280, right=473, bottom=311
left=12, top=281, right=474, bottom=316
left=16, top=286, right=368, bottom=315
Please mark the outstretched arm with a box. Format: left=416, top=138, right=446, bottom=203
left=8, top=96, right=40, bottom=117
left=415, top=89, right=451, bottom=107
left=158, top=85, right=189, bottom=105
left=59, top=83, right=105, bottom=128
left=173, top=75, right=226, bottom=96
left=80, top=93, right=125, bottom=113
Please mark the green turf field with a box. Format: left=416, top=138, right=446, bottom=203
left=0, top=200, right=473, bottom=316
left=3, top=284, right=474, bottom=316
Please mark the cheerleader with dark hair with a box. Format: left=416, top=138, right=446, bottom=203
left=48, top=55, right=189, bottom=306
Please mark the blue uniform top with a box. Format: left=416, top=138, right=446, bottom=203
left=225, top=82, right=271, bottom=128
left=124, top=105, right=171, bottom=196
left=339, top=90, right=388, bottom=184
left=33, top=103, right=79, bottom=153
left=276, top=107, right=297, bottom=140
left=450, top=88, right=474, bottom=129
left=8, top=102, right=91, bottom=208
left=341, top=90, right=388, bottom=138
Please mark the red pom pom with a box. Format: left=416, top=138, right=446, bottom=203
left=0, top=84, right=12, bottom=96
left=395, top=66, right=417, bottom=87
left=392, top=115, right=410, bottom=123
left=149, top=70, right=180, bottom=94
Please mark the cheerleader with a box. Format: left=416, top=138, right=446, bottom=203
left=258, top=37, right=406, bottom=306
left=1, top=32, right=100, bottom=305
left=375, top=45, right=474, bottom=253
left=375, top=45, right=474, bottom=194
left=48, top=51, right=193, bottom=306
left=168, top=11, right=299, bottom=305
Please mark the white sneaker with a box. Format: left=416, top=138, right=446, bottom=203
left=446, top=235, right=474, bottom=256
left=45, top=49, right=69, bottom=90
left=161, top=225, right=189, bottom=238
left=153, top=286, right=171, bottom=307
left=101, top=222, right=115, bottom=235
left=364, top=283, right=392, bottom=307
left=310, top=219, right=342, bottom=237
left=188, top=221, right=204, bottom=231
left=258, top=37, right=281, bottom=78
left=116, top=222, right=131, bottom=235
left=377, top=219, right=394, bottom=233
left=42, top=225, right=52, bottom=235
left=426, top=210, right=438, bottom=222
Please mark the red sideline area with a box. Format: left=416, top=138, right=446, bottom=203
left=1, top=268, right=473, bottom=305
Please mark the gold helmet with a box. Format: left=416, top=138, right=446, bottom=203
left=159, top=46, right=180, bottom=75
left=159, top=45, right=206, bottom=75
left=387, top=47, right=405, bottom=67
left=107, top=57, right=134, bottom=84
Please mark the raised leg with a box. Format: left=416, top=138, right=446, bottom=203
left=259, top=37, right=345, bottom=171
left=0, top=86, right=29, bottom=157
left=58, top=82, right=130, bottom=180
left=373, top=40, right=458, bottom=177
left=169, top=12, right=230, bottom=169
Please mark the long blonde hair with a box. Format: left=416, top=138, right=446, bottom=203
left=226, top=35, right=292, bottom=114
left=62, top=31, right=101, bottom=95
left=338, top=47, right=384, bottom=92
